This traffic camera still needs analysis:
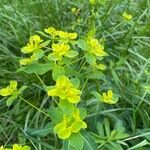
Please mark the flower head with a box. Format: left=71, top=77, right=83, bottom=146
left=21, top=35, right=43, bottom=53
left=48, top=42, right=78, bottom=61
left=57, top=31, right=77, bottom=40
left=12, top=144, right=30, bottom=150
left=102, top=90, right=118, bottom=104
left=54, top=109, right=87, bottom=139
left=48, top=75, right=81, bottom=103
left=44, top=27, right=58, bottom=37
left=122, top=12, right=132, bottom=21
left=0, top=80, right=17, bottom=97
left=52, top=43, right=70, bottom=57
left=92, top=62, right=106, bottom=70
left=88, top=38, right=108, bottom=57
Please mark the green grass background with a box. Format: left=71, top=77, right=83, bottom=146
left=0, top=0, right=150, bottom=149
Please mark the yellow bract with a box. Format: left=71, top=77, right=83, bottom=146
left=122, top=12, right=132, bottom=21
left=71, top=7, right=77, bottom=13
left=19, top=58, right=33, bottom=66
left=19, top=54, right=38, bottom=66
left=44, top=27, right=58, bottom=37
left=102, top=90, right=118, bottom=104
left=52, top=43, right=70, bottom=57
left=92, top=62, right=106, bottom=70
left=21, top=35, right=43, bottom=53
left=0, top=146, right=5, bottom=150
left=44, top=27, right=78, bottom=40
left=57, top=31, right=77, bottom=40
left=54, top=109, right=87, bottom=139
left=48, top=75, right=81, bottom=103
left=0, top=80, right=17, bottom=97
left=0, top=145, right=11, bottom=150
left=12, top=144, right=30, bottom=150
left=88, top=38, right=108, bottom=57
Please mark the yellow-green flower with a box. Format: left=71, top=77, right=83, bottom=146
left=89, top=0, right=96, bottom=5
left=0, top=80, right=17, bottom=97
left=19, top=58, right=33, bottom=66
left=54, top=109, right=87, bottom=139
left=92, top=62, right=106, bottom=70
left=102, top=90, right=118, bottom=104
left=52, top=43, right=70, bottom=57
left=48, top=75, right=81, bottom=103
left=57, top=31, right=77, bottom=40
left=19, top=53, right=39, bottom=66
left=0, top=145, right=12, bottom=150
left=48, top=43, right=78, bottom=60
left=122, top=12, right=132, bottom=21
left=12, top=144, right=30, bottom=150
left=21, top=35, right=43, bottom=53
left=71, top=7, right=77, bottom=13
left=88, top=38, right=108, bottom=57
left=44, top=27, right=58, bottom=37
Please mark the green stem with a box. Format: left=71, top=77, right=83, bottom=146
left=19, top=96, right=51, bottom=119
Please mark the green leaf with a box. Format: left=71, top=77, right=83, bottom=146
left=40, top=40, right=51, bottom=47
left=105, top=142, right=123, bottom=150
left=91, top=91, right=102, bottom=101
left=59, top=100, right=75, bottom=114
left=104, top=118, right=111, bottom=136
left=85, top=70, right=105, bottom=80
left=17, top=86, right=28, bottom=94
left=85, top=53, right=96, bottom=64
left=17, top=62, right=54, bottom=75
left=97, top=122, right=104, bottom=138
left=26, top=123, right=53, bottom=137
left=69, top=133, right=84, bottom=150
left=66, top=50, right=79, bottom=58
left=47, top=106, right=63, bottom=124
left=48, top=53, right=60, bottom=61
left=79, top=108, right=87, bottom=120
left=128, top=139, right=149, bottom=150
left=77, top=39, right=89, bottom=51
left=71, top=77, right=80, bottom=88
left=62, top=140, right=70, bottom=150
left=6, top=94, right=17, bottom=106
left=52, top=65, right=65, bottom=80
left=33, top=49, right=44, bottom=59
left=82, top=131, right=98, bottom=150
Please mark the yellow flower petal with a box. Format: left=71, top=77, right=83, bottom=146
left=54, top=122, right=66, bottom=134
left=57, top=128, right=72, bottom=139
left=122, top=12, right=132, bottom=21
left=0, top=88, right=12, bottom=96
left=48, top=88, right=58, bottom=96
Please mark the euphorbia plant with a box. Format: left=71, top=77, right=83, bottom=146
left=0, top=2, right=124, bottom=149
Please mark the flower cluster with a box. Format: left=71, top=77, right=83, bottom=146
left=122, top=12, right=132, bottom=21
left=0, top=80, right=17, bottom=96
left=0, top=144, right=30, bottom=150
left=102, top=90, right=118, bottom=104
left=44, top=27, right=77, bottom=40
left=20, top=35, right=45, bottom=65
left=0, top=80, right=27, bottom=106
left=54, top=109, right=87, bottom=139
left=88, top=38, right=108, bottom=57
left=48, top=76, right=81, bottom=104
left=83, top=37, right=108, bottom=70
left=48, top=75, right=87, bottom=139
